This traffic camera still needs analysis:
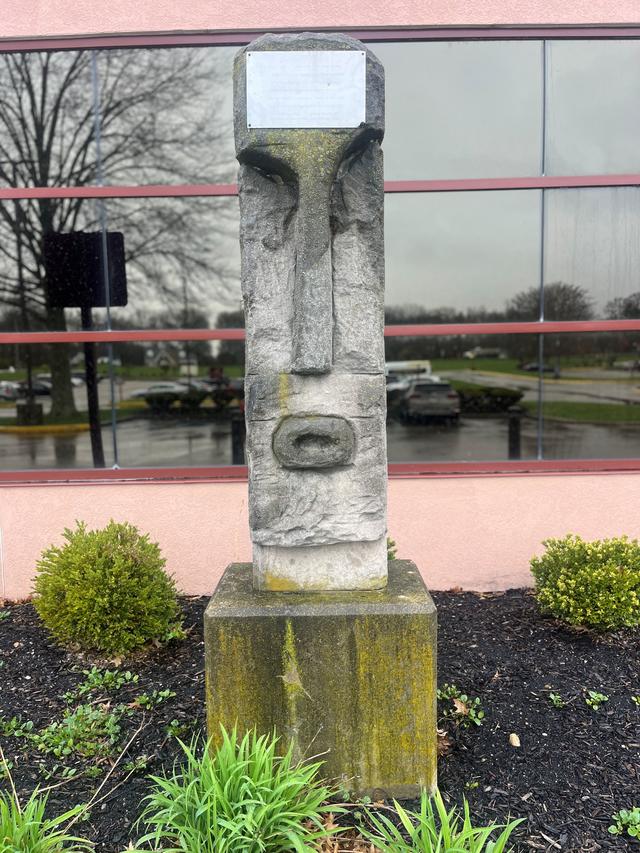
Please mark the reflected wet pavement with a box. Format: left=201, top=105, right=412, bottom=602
left=1, top=414, right=639, bottom=471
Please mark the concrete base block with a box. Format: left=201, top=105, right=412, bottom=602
left=204, top=560, right=437, bottom=797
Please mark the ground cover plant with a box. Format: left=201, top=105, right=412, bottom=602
left=33, top=521, right=182, bottom=655
left=0, top=591, right=638, bottom=851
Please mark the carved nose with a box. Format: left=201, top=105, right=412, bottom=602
left=291, top=174, right=333, bottom=375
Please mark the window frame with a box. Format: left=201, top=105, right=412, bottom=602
left=2, top=24, right=640, bottom=483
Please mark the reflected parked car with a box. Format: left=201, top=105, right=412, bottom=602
left=0, top=381, right=19, bottom=401
left=17, top=379, right=51, bottom=397
left=397, top=379, right=461, bottom=424
left=130, top=381, right=208, bottom=413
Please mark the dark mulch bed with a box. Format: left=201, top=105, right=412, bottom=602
left=0, top=590, right=638, bottom=851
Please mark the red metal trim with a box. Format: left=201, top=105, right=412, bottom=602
left=0, top=328, right=245, bottom=345
left=384, top=175, right=640, bottom=193
left=2, top=26, right=640, bottom=54
left=4, top=174, right=640, bottom=199
left=2, top=458, right=640, bottom=486
left=0, top=184, right=238, bottom=200
left=2, top=319, right=640, bottom=346
left=0, top=465, right=248, bottom=484
left=384, top=319, right=640, bottom=336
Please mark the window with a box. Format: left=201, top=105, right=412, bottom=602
left=1, top=31, right=640, bottom=478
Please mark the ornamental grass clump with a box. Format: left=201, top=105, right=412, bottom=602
left=130, top=728, right=341, bottom=853
left=0, top=787, right=91, bottom=852
left=359, top=789, right=523, bottom=853
left=531, top=534, right=640, bottom=631
left=33, top=520, right=181, bottom=655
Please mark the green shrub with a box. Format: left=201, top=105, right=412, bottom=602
left=531, top=534, right=640, bottom=631
left=33, top=520, right=181, bottom=655
left=359, top=789, right=522, bottom=852
left=130, top=728, right=340, bottom=852
left=0, top=788, right=91, bottom=852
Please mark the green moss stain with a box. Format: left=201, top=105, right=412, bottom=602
left=278, top=372, right=290, bottom=416
left=205, top=564, right=437, bottom=795
left=279, top=619, right=309, bottom=762
left=353, top=615, right=437, bottom=792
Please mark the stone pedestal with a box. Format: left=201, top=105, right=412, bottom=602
left=205, top=560, right=437, bottom=797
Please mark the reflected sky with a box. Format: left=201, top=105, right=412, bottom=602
left=373, top=40, right=543, bottom=180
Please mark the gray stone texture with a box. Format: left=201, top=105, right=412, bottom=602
left=204, top=560, right=438, bottom=795
left=234, top=32, right=387, bottom=589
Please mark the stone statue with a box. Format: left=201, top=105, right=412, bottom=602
left=234, top=32, right=388, bottom=592
left=205, top=33, right=436, bottom=796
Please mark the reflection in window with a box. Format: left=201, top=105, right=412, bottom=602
left=385, top=191, right=541, bottom=321
left=0, top=47, right=236, bottom=188
left=0, top=51, right=94, bottom=188
left=384, top=335, right=539, bottom=462
left=540, top=332, right=640, bottom=459
left=373, top=40, right=542, bottom=180
left=546, top=40, right=640, bottom=176
left=545, top=187, right=640, bottom=320
left=95, top=47, right=236, bottom=185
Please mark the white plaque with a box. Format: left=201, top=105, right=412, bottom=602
left=246, top=50, right=366, bottom=129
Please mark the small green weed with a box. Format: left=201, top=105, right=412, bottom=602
left=438, top=684, right=485, bottom=728
left=387, top=537, right=398, bottom=560
left=130, top=728, right=342, bottom=852
left=584, top=690, right=609, bottom=711
left=63, top=666, right=139, bottom=702
left=165, top=719, right=190, bottom=739
left=548, top=692, right=566, bottom=708
left=133, top=689, right=176, bottom=710
left=359, top=788, right=523, bottom=852
left=632, top=695, right=640, bottom=707
left=609, top=806, right=640, bottom=839
left=0, top=715, right=34, bottom=739
left=0, top=609, right=10, bottom=622
left=32, top=703, right=124, bottom=758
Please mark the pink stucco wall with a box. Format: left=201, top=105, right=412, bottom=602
left=4, top=0, right=640, bottom=40
left=2, top=472, right=639, bottom=600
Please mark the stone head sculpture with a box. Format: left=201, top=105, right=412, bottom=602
left=234, top=32, right=387, bottom=591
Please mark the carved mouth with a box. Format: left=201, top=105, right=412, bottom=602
left=272, top=415, right=355, bottom=469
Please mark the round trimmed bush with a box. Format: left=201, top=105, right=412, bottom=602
left=33, top=520, right=181, bottom=654
left=531, top=533, right=640, bottom=631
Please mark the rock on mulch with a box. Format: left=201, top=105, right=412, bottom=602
left=0, top=590, right=638, bottom=852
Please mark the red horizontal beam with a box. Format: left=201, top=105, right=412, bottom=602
left=0, top=184, right=238, bottom=200
left=384, top=319, right=640, bottom=336
left=2, top=319, right=640, bottom=346
left=4, top=174, right=640, bottom=200
left=2, top=458, right=640, bottom=486
left=1, top=26, right=640, bottom=54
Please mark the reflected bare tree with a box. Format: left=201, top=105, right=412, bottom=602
left=0, top=47, right=236, bottom=417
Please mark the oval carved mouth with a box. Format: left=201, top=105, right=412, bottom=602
left=272, top=415, right=355, bottom=469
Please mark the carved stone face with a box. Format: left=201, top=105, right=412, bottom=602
left=234, top=33, right=387, bottom=591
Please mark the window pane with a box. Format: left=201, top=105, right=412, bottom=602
left=0, top=343, right=117, bottom=470
left=546, top=40, right=640, bottom=176
left=103, top=196, right=240, bottom=327
left=385, top=191, right=541, bottom=322
left=114, top=344, right=243, bottom=468
left=94, top=47, right=236, bottom=184
left=541, top=332, right=640, bottom=459
left=544, top=187, right=640, bottom=320
left=385, top=334, right=539, bottom=462
left=372, top=40, right=542, bottom=180
left=0, top=51, right=95, bottom=188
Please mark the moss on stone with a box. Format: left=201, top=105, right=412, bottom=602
left=204, top=561, right=437, bottom=797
